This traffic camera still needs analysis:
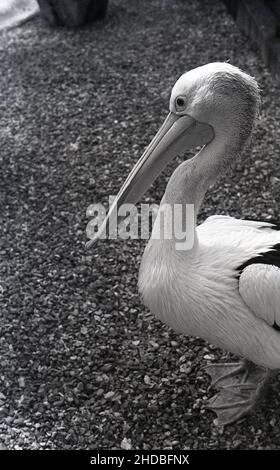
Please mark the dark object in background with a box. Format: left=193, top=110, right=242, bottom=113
left=222, top=0, right=239, bottom=18
left=37, top=0, right=109, bottom=27
left=265, top=0, right=280, bottom=29
left=223, top=0, right=280, bottom=78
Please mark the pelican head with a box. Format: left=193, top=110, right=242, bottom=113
left=87, top=62, right=260, bottom=247
left=170, top=62, right=259, bottom=143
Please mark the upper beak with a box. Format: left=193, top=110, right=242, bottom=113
left=86, top=112, right=213, bottom=248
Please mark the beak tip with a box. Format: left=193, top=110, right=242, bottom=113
left=86, top=238, right=97, bottom=249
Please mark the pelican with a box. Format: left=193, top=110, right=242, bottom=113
left=87, top=62, right=280, bottom=425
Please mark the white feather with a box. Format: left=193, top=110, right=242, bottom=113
left=139, top=216, right=280, bottom=369
left=239, top=264, right=280, bottom=327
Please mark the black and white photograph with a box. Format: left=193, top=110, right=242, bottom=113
left=0, top=0, right=280, bottom=459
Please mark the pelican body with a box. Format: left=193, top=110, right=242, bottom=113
left=139, top=216, right=280, bottom=368
left=88, top=63, right=280, bottom=425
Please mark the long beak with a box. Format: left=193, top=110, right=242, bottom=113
left=86, top=112, right=213, bottom=248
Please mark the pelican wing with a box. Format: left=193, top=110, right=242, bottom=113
left=200, top=215, right=278, bottom=233
left=239, top=261, right=280, bottom=330
left=199, top=216, right=280, bottom=329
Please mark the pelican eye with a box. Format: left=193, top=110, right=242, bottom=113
left=175, top=95, right=187, bottom=111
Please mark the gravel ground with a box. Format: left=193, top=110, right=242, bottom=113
left=1, top=0, right=280, bottom=450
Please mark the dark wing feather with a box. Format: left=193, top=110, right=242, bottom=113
left=237, top=243, right=280, bottom=273
left=237, top=241, right=280, bottom=332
